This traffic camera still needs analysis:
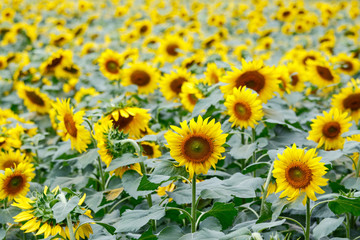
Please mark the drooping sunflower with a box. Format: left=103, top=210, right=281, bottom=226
left=0, top=162, right=35, bottom=200
left=140, top=141, right=162, bottom=159
left=203, top=62, right=224, bottom=85
left=224, top=86, right=264, bottom=129
left=106, top=107, right=151, bottom=139
left=93, top=117, right=142, bottom=178
left=52, top=98, right=91, bottom=153
left=164, top=115, right=228, bottom=178
left=122, top=62, right=160, bottom=94
left=159, top=35, right=188, bottom=63
left=306, top=60, right=340, bottom=88
left=160, top=68, right=196, bottom=101
left=0, top=149, right=28, bottom=171
left=98, top=49, right=123, bottom=81
left=272, top=144, right=328, bottom=204
left=307, top=108, right=352, bottom=150
left=331, top=53, right=360, bottom=76
left=179, top=82, right=204, bottom=112
left=331, top=80, right=360, bottom=124
left=220, top=59, right=279, bottom=103
left=17, top=83, right=52, bottom=114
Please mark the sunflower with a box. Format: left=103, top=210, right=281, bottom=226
left=276, top=65, right=291, bottom=96
left=307, top=108, right=352, bottom=150
left=0, top=56, right=8, bottom=70
left=164, top=115, right=228, bottom=178
left=179, top=82, right=204, bottom=112
left=106, top=107, right=151, bottom=139
left=140, top=141, right=162, bottom=159
left=306, top=60, right=340, bottom=88
left=74, top=87, right=99, bottom=105
left=0, top=162, right=35, bottom=200
left=220, top=59, right=279, bottom=103
left=0, top=149, right=28, bottom=171
left=134, top=20, right=152, bottom=36
left=331, top=53, right=360, bottom=76
left=204, top=63, right=224, bottom=85
left=224, top=86, right=264, bottom=129
left=160, top=68, right=196, bottom=101
left=39, top=49, right=73, bottom=76
left=93, top=117, right=142, bottom=177
left=17, top=83, right=52, bottom=114
left=331, top=80, right=360, bottom=124
left=157, top=182, right=176, bottom=202
left=52, top=98, right=91, bottom=153
left=98, top=49, right=123, bottom=81
left=297, top=50, right=325, bottom=68
left=159, top=35, right=188, bottom=63
left=287, top=62, right=307, bottom=92
left=122, top=62, right=160, bottom=94
left=272, top=144, right=328, bottom=204
left=0, top=126, right=22, bottom=151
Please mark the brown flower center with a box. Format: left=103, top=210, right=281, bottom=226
left=105, top=60, right=119, bottom=74
left=343, top=93, right=360, bottom=110
left=2, top=160, right=19, bottom=170
left=63, top=65, right=79, bottom=74
left=340, top=61, right=353, bottom=71
left=302, top=56, right=315, bottom=65
left=282, top=11, right=291, bottom=17
left=322, top=121, right=341, bottom=138
left=291, top=74, right=299, bottom=86
left=64, top=113, right=77, bottom=137
left=182, top=135, right=213, bottom=163
left=285, top=163, right=312, bottom=188
left=141, top=144, right=154, bottom=157
left=234, top=102, right=251, bottom=120
left=188, top=94, right=198, bottom=105
left=170, top=77, right=187, bottom=94
left=166, top=44, right=179, bottom=56
left=316, top=66, right=334, bottom=81
left=110, top=113, right=134, bottom=130
left=25, top=90, right=45, bottom=106
left=47, top=56, right=63, bottom=69
left=4, top=174, right=25, bottom=194
left=130, top=70, right=151, bottom=86
left=211, top=73, right=219, bottom=83
left=140, top=25, right=148, bottom=34
left=235, top=71, right=265, bottom=93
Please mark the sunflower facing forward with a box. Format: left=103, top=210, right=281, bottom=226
left=224, top=86, right=264, bottom=129
left=0, top=162, right=35, bottom=200
left=307, top=108, right=352, bottom=150
left=160, top=68, right=196, bottom=101
left=17, top=83, right=52, bottom=114
left=122, top=62, right=160, bottom=94
left=272, top=144, right=328, bottom=204
left=52, top=98, right=91, bottom=153
left=164, top=115, right=228, bottom=178
left=98, top=49, right=123, bottom=81
left=220, top=59, right=279, bottom=103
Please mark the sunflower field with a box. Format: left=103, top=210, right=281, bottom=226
left=1, top=0, right=360, bottom=239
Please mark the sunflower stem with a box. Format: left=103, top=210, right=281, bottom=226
left=97, top=157, right=106, bottom=191
left=241, top=128, right=245, bottom=145
left=191, top=174, right=197, bottom=233
left=305, top=198, right=311, bottom=240
left=260, top=161, right=274, bottom=216
left=345, top=213, right=351, bottom=239
left=66, top=213, right=76, bottom=240
left=252, top=128, right=256, bottom=177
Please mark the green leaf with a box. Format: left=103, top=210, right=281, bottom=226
left=243, top=162, right=269, bottom=174
left=52, top=196, right=80, bottom=223
left=158, top=225, right=184, bottom=240
left=76, top=148, right=99, bottom=168
left=229, top=142, right=256, bottom=160
left=78, top=215, right=116, bottom=235
left=201, top=202, right=237, bottom=230
left=139, top=228, right=157, bottom=240
left=105, top=153, right=145, bottom=172
left=152, top=158, right=189, bottom=177
left=192, top=88, right=224, bottom=117
left=251, top=219, right=286, bottom=232
left=122, top=170, right=152, bottom=198
left=328, top=196, right=360, bottom=216
left=0, top=229, right=5, bottom=240
left=0, top=207, right=21, bottom=224
left=137, top=175, right=161, bottom=191
left=114, top=205, right=165, bottom=232
left=312, top=217, right=344, bottom=240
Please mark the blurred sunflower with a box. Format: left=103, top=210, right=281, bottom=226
left=297, top=50, right=325, bottom=68
left=17, top=83, right=52, bottom=114
left=331, top=80, right=360, bottom=124
left=140, top=142, right=162, bottom=159
left=52, top=98, right=91, bottom=153
left=287, top=62, right=307, bottom=92
left=204, top=63, right=224, bottom=85
left=39, top=49, right=73, bottom=76
left=160, top=68, right=195, bottom=101
left=276, top=65, right=291, bottom=96
left=307, top=108, right=352, bottom=150
left=134, top=19, right=152, bottom=36
left=74, top=87, right=99, bottom=104
left=159, top=35, right=188, bottom=63
left=0, top=162, right=35, bottom=200
left=331, top=53, right=360, bottom=76
left=306, top=60, right=340, bottom=88
left=164, top=115, right=228, bottom=178
left=0, top=126, right=22, bottom=151
left=0, top=149, right=28, bottom=171
left=122, top=62, right=160, bottom=94
left=98, top=49, right=123, bottom=81
left=0, top=56, right=8, bottom=70
left=221, top=59, right=279, bottom=103
left=224, top=86, right=264, bottom=129
left=179, top=82, right=204, bottom=112
left=272, top=144, right=328, bottom=204
left=106, top=107, right=151, bottom=139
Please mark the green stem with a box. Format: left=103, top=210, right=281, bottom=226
left=345, top=213, right=351, bottom=239
left=97, top=157, right=106, bottom=191
left=252, top=128, right=256, bottom=177
left=260, top=161, right=274, bottom=216
left=279, top=216, right=305, bottom=233
left=241, top=128, right=245, bottom=145
left=165, top=207, right=192, bottom=222
left=305, top=198, right=311, bottom=240
left=191, top=174, right=197, bottom=233
left=310, top=199, right=333, bottom=215
left=109, top=196, right=132, bottom=213
left=66, top=214, right=76, bottom=240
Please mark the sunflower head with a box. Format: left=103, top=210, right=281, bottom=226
left=98, top=49, right=123, bottom=81
left=164, top=115, right=228, bottom=178
left=272, top=144, right=328, bottom=204
left=0, top=149, right=28, bottom=171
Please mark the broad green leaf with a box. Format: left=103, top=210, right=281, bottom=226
left=105, top=154, right=145, bottom=172
left=229, top=142, right=256, bottom=160
left=221, top=227, right=252, bottom=240
left=243, top=162, right=269, bottom=174
left=328, top=196, right=360, bottom=216
left=312, top=217, right=344, bottom=240
left=179, top=228, right=225, bottom=240
left=152, top=159, right=189, bottom=177
left=201, top=202, right=237, bottom=230
left=114, top=205, right=165, bottom=232
left=122, top=170, right=152, bottom=198
left=251, top=219, right=286, bottom=232
left=158, top=225, right=184, bottom=240
left=192, top=88, right=224, bottom=117
left=0, top=229, right=5, bottom=240
left=52, top=196, right=80, bottom=223
left=0, top=207, right=21, bottom=224
left=76, top=148, right=99, bottom=168
left=137, top=175, right=161, bottom=191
